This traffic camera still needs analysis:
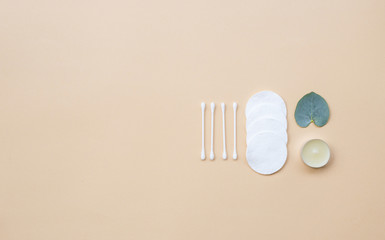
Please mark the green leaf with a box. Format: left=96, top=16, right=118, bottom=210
left=295, top=92, right=330, bottom=127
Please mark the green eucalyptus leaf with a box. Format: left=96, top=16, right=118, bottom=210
left=295, top=92, right=330, bottom=127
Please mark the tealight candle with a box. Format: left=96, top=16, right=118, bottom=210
left=301, top=139, right=330, bottom=168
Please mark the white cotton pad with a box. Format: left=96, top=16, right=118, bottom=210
left=246, top=132, right=287, bottom=175
left=246, top=103, right=286, bottom=120
left=246, top=103, right=287, bottom=129
left=247, top=130, right=288, bottom=145
left=245, top=91, right=287, bottom=117
left=245, top=90, right=288, bottom=175
left=246, top=118, right=287, bottom=144
left=246, top=116, right=287, bottom=131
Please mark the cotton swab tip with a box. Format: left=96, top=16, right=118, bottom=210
left=210, top=151, right=215, bottom=160
left=221, top=102, right=225, bottom=111
left=233, top=102, right=238, bottom=110
left=211, top=102, right=215, bottom=110
left=201, top=102, right=205, bottom=109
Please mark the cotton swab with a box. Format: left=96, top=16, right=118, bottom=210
left=221, top=103, right=227, bottom=160
left=233, top=102, right=238, bottom=160
left=210, top=102, right=215, bottom=160
left=201, top=102, right=206, bottom=160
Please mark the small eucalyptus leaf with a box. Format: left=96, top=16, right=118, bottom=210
left=295, top=92, right=330, bottom=127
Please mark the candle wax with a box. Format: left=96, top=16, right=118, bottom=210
left=301, top=139, right=330, bottom=168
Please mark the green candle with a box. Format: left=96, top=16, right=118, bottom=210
left=301, top=139, right=330, bottom=168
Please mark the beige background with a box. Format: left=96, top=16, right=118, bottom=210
left=1, top=0, right=385, bottom=239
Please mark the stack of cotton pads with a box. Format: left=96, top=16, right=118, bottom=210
left=245, top=91, right=288, bottom=175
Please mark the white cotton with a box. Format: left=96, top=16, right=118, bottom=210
left=246, top=132, right=287, bottom=175
left=246, top=103, right=287, bottom=130
left=245, top=91, right=287, bottom=117
left=245, top=90, right=288, bottom=175
left=246, top=118, right=288, bottom=144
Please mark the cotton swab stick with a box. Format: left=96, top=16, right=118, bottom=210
left=221, top=103, right=227, bottom=160
left=201, top=102, right=206, bottom=160
left=233, top=102, right=238, bottom=160
left=210, top=102, right=215, bottom=160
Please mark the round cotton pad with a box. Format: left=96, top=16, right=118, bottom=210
left=247, top=118, right=287, bottom=140
left=246, top=102, right=286, bottom=119
left=246, top=132, right=287, bottom=175
left=246, top=103, right=287, bottom=128
left=246, top=118, right=288, bottom=144
left=247, top=130, right=288, bottom=145
left=245, top=91, right=287, bottom=117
